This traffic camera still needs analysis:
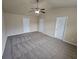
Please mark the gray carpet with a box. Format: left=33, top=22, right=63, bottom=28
left=3, top=31, right=77, bottom=59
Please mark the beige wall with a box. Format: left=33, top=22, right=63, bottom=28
left=2, top=13, right=7, bottom=54
left=43, top=7, right=77, bottom=45
left=3, top=13, right=38, bottom=36
left=4, top=13, right=24, bottom=36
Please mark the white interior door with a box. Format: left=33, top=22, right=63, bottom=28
left=39, top=17, right=44, bottom=32
left=55, top=16, right=67, bottom=40
left=23, top=16, right=30, bottom=33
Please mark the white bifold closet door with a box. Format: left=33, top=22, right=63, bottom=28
left=23, top=16, right=30, bottom=33
left=55, top=16, right=68, bottom=40
left=39, top=16, right=45, bottom=32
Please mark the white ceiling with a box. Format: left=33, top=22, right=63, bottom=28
left=3, top=0, right=77, bottom=15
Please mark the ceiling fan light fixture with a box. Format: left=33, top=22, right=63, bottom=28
left=29, top=0, right=46, bottom=14
left=35, top=10, right=40, bottom=14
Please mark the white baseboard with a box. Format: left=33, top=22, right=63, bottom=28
left=63, top=40, right=77, bottom=46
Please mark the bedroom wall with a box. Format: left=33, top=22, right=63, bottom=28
left=3, top=12, right=38, bottom=36
left=2, top=13, right=7, bottom=54
left=4, top=13, right=24, bottom=36
left=43, top=7, right=77, bottom=45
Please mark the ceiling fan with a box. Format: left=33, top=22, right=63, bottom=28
left=29, top=0, right=46, bottom=14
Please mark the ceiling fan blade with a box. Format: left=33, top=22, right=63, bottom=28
left=40, top=9, right=45, bottom=10
left=40, top=11, right=45, bottom=13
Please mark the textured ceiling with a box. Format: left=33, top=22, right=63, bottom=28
left=3, top=0, right=77, bottom=15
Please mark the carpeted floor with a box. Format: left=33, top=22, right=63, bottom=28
left=3, top=31, right=77, bottom=59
